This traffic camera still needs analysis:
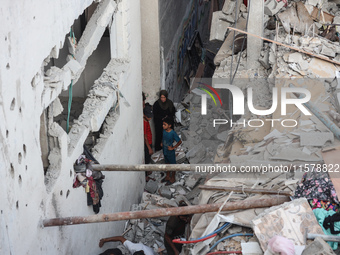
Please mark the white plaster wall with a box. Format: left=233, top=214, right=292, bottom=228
left=0, top=0, right=144, bottom=254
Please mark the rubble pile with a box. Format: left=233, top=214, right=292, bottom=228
left=174, top=89, right=229, bottom=164
left=121, top=171, right=207, bottom=254
left=125, top=0, right=340, bottom=254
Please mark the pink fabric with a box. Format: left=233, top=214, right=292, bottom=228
left=267, top=236, right=295, bottom=255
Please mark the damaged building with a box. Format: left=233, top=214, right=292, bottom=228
left=3, top=0, right=340, bottom=254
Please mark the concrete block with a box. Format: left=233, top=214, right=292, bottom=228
left=302, top=237, right=335, bottom=255
left=300, top=132, right=334, bottom=146
left=264, top=0, right=285, bottom=16
left=210, top=11, right=230, bottom=42
left=145, top=180, right=159, bottom=194
left=222, top=0, right=236, bottom=15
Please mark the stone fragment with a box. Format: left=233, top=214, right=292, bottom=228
left=259, top=50, right=270, bottom=69
left=321, top=45, right=336, bottom=58
left=264, top=0, right=285, bottom=16
left=302, top=237, right=335, bottom=255
left=145, top=180, right=159, bottom=194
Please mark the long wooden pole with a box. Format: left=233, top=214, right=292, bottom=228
left=198, top=185, right=293, bottom=196
left=227, top=27, right=340, bottom=66
left=42, top=196, right=289, bottom=227
left=91, top=162, right=320, bottom=172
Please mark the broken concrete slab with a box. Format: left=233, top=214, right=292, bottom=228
left=300, top=132, right=334, bottom=146
left=302, top=237, right=335, bottom=255
left=278, top=2, right=314, bottom=35
left=270, top=148, right=321, bottom=161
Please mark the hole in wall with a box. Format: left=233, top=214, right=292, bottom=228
left=6, top=63, right=10, bottom=69
left=55, top=33, right=111, bottom=134
left=60, top=190, right=63, bottom=196
left=1, top=210, right=2, bottom=214
left=5, top=36, right=7, bottom=41
left=66, top=190, right=70, bottom=198
left=70, top=170, right=72, bottom=177
left=26, top=204, right=28, bottom=207
left=19, top=107, right=22, bottom=113
left=6, top=130, right=8, bottom=138
left=18, top=153, right=22, bottom=164
left=18, top=175, right=22, bottom=185
left=23, top=144, right=27, bottom=157
left=16, top=201, right=19, bottom=209
left=10, top=164, right=14, bottom=178
left=25, top=165, right=27, bottom=171
left=10, top=98, right=15, bottom=110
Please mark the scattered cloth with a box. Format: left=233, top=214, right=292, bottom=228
left=313, top=208, right=340, bottom=250
left=264, top=236, right=295, bottom=255
left=308, top=198, right=339, bottom=212
left=294, top=172, right=339, bottom=205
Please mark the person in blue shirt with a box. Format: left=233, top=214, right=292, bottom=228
left=161, top=117, right=182, bottom=183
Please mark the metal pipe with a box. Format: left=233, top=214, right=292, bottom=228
left=42, top=196, right=289, bottom=227
left=198, top=185, right=293, bottom=196
left=91, top=162, right=318, bottom=172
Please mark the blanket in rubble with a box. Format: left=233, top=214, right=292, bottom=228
left=294, top=172, right=339, bottom=211
left=73, top=155, right=104, bottom=214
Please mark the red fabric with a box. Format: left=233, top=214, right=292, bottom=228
left=144, top=120, right=152, bottom=145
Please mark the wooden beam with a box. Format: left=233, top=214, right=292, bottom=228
left=199, top=185, right=293, bottom=196
left=42, top=196, right=289, bottom=227
left=91, top=162, right=321, bottom=172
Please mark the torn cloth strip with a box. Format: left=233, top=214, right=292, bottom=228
left=294, top=172, right=339, bottom=204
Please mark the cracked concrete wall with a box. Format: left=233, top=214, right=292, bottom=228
left=0, top=0, right=144, bottom=254
left=159, top=0, right=211, bottom=102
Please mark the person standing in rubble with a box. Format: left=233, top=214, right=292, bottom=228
left=162, top=117, right=182, bottom=183
left=164, top=208, right=191, bottom=255
left=99, top=235, right=157, bottom=255
left=153, top=90, right=176, bottom=151
left=144, top=104, right=153, bottom=164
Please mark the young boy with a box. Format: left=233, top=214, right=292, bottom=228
left=144, top=104, right=153, bottom=164
left=162, top=117, right=182, bottom=183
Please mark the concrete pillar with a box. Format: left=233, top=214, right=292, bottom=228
left=247, top=0, right=264, bottom=69
left=141, top=0, right=161, bottom=103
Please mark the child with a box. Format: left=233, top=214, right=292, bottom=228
left=162, top=117, right=182, bottom=183
left=144, top=104, right=153, bottom=164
